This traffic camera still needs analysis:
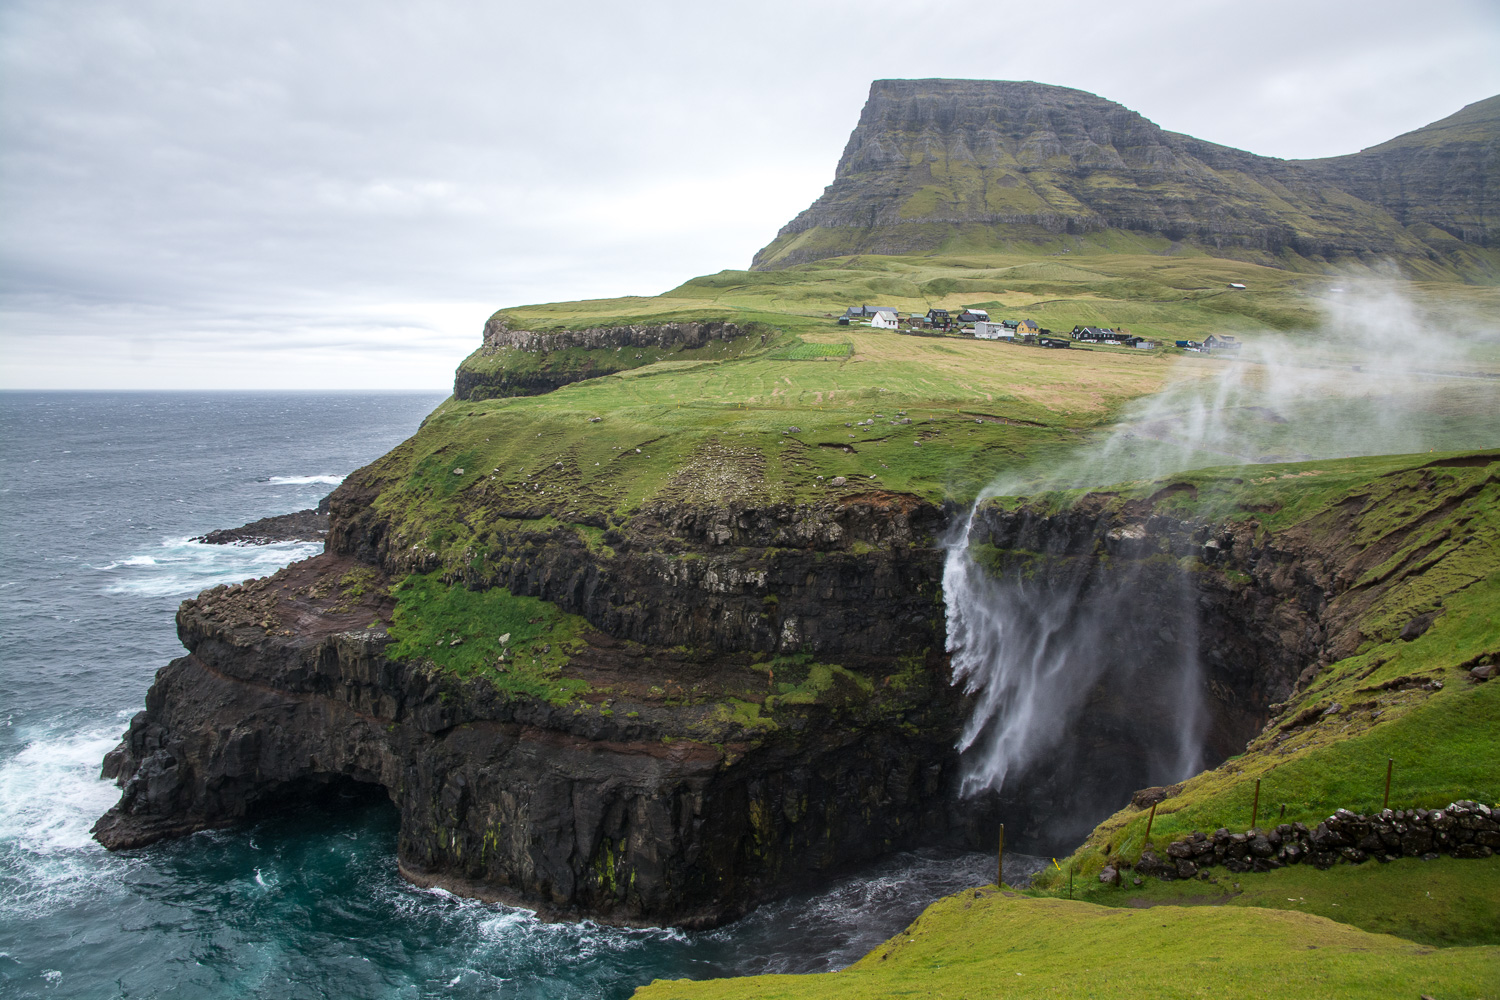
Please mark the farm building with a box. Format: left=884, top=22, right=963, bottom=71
left=957, top=308, right=990, bottom=323
left=1071, top=326, right=1131, bottom=344
left=1205, top=334, right=1241, bottom=353
left=844, top=305, right=898, bottom=321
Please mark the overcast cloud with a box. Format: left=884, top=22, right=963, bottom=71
left=2, top=0, right=1497, bottom=389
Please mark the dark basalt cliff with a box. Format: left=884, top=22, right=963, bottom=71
left=454, top=321, right=755, bottom=401
left=90, top=451, right=1479, bottom=925
left=94, top=500, right=984, bottom=928
left=1297, top=95, right=1500, bottom=250
left=752, top=80, right=1498, bottom=274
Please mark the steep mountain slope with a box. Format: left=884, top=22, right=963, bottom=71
left=1298, top=94, right=1500, bottom=249
left=752, top=80, right=1498, bottom=279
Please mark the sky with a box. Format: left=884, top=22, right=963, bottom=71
left=2, top=0, right=1498, bottom=390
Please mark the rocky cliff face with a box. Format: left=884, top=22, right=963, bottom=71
left=1297, top=95, right=1500, bottom=249
left=454, top=321, right=753, bottom=401
left=95, top=439, right=1488, bottom=923
left=93, top=500, right=990, bottom=928
left=752, top=80, right=1498, bottom=275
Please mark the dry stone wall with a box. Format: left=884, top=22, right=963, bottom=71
left=1116, top=801, right=1498, bottom=884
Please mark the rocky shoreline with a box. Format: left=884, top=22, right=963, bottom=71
left=193, top=491, right=333, bottom=545
left=193, top=507, right=328, bottom=545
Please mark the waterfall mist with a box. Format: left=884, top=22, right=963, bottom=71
left=942, top=278, right=1500, bottom=847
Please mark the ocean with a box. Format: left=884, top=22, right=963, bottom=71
left=0, top=391, right=1036, bottom=999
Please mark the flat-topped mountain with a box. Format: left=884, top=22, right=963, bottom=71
left=753, top=80, right=1499, bottom=278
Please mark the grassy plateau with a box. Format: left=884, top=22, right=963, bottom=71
left=351, top=246, right=1500, bottom=997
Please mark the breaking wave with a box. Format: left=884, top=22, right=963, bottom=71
left=98, top=536, right=323, bottom=598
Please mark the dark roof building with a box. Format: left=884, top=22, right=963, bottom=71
left=844, top=305, right=899, bottom=319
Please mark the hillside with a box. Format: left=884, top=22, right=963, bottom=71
left=751, top=80, right=1500, bottom=280
left=632, top=450, right=1500, bottom=998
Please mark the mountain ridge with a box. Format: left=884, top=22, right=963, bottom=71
left=752, top=80, right=1499, bottom=278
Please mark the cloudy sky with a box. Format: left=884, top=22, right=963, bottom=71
left=3, top=0, right=1497, bottom=390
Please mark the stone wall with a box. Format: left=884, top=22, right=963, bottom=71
left=1116, top=801, right=1498, bottom=883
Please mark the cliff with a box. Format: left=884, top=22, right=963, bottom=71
left=752, top=80, right=1499, bottom=278
left=454, top=320, right=760, bottom=401
left=93, top=433, right=1498, bottom=922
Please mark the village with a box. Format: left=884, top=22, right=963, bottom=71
left=838, top=304, right=1242, bottom=355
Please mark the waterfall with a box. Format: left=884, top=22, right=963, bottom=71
left=942, top=506, right=1206, bottom=803
left=939, top=279, right=1496, bottom=825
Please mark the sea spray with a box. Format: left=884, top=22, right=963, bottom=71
left=942, top=278, right=1500, bottom=822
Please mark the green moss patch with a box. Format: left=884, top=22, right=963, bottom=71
left=387, top=573, right=591, bottom=705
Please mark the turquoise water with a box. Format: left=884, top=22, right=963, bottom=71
left=0, top=392, right=1033, bottom=999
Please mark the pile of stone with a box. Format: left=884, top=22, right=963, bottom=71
left=1119, top=801, right=1497, bottom=882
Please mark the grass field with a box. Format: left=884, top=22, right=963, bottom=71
left=480, top=250, right=1500, bottom=348
left=633, top=889, right=1500, bottom=1000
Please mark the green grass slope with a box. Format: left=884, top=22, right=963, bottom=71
left=628, top=451, right=1500, bottom=997
left=634, top=890, right=1499, bottom=1000
left=1007, top=453, right=1500, bottom=941
left=483, top=251, right=1500, bottom=353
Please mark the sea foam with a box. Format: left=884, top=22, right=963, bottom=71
left=0, top=727, right=120, bottom=855
left=267, top=474, right=346, bottom=486
left=100, top=536, right=323, bottom=599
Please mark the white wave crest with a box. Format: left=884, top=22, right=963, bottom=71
left=100, top=536, right=323, bottom=598
left=0, top=727, right=121, bottom=855
left=267, top=474, right=346, bottom=485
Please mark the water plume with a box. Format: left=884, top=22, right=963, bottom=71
left=943, top=278, right=1500, bottom=832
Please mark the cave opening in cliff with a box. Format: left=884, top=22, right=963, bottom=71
left=264, top=773, right=396, bottom=824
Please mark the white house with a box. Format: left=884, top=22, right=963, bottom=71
left=973, top=321, right=1012, bottom=340
left=870, top=309, right=899, bottom=329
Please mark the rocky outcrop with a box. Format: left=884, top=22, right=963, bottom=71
left=752, top=79, right=1498, bottom=274
left=480, top=319, right=743, bottom=354
left=193, top=508, right=328, bottom=545
left=454, top=321, right=750, bottom=401
left=330, top=488, right=948, bottom=658
left=91, top=553, right=979, bottom=928
left=194, top=491, right=334, bottom=546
